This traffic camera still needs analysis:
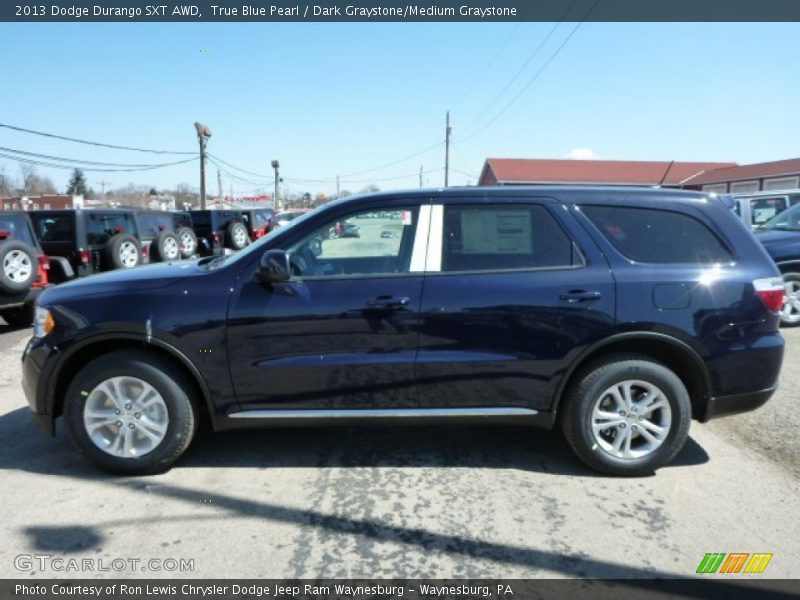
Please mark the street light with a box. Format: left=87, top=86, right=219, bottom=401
left=271, top=160, right=280, bottom=211
left=195, top=122, right=212, bottom=209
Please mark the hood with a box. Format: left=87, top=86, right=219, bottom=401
left=39, top=261, right=198, bottom=305
left=754, top=229, right=800, bottom=245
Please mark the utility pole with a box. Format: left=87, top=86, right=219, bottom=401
left=217, top=170, right=223, bottom=208
left=336, top=175, right=340, bottom=199
left=194, top=122, right=212, bottom=209
left=444, top=111, right=452, bottom=187
left=419, top=165, right=423, bottom=188
left=271, top=160, right=280, bottom=211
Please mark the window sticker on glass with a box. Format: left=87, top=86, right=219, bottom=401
left=401, top=210, right=413, bottom=226
left=460, top=210, right=532, bottom=254
left=753, top=207, right=777, bottom=223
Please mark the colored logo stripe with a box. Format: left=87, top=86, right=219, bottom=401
left=696, top=552, right=773, bottom=574
left=744, top=553, right=773, bottom=574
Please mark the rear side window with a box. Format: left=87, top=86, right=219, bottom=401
left=86, top=213, right=136, bottom=245
left=582, top=205, right=733, bottom=264
left=442, top=204, right=580, bottom=272
left=32, top=214, right=74, bottom=243
left=0, top=215, right=37, bottom=247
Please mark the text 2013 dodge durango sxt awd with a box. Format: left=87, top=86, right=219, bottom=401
left=22, top=187, right=785, bottom=476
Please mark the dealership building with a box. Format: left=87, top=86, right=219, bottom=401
left=478, top=157, right=800, bottom=194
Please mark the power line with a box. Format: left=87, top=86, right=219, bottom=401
left=0, top=151, right=197, bottom=173
left=207, top=153, right=273, bottom=179
left=0, top=146, right=198, bottom=168
left=457, top=0, right=599, bottom=144
left=454, top=23, right=521, bottom=110
left=0, top=122, right=196, bottom=155
left=462, top=3, right=577, bottom=134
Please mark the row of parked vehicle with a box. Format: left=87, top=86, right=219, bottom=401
left=0, top=206, right=306, bottom=327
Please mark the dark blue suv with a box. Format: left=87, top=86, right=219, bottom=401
left=22, top=187, right=785, bottom=476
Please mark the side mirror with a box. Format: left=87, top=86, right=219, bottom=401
left=258, top=249, right=291, bottom=284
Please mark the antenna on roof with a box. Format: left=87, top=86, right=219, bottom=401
left=656, top=160, right=675, bottom=187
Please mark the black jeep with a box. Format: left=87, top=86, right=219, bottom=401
left=29, top=209, right=144, bottom=278
left=0, top=211, right=50, bottom=326
left=190, top=209, right=249, bottom=256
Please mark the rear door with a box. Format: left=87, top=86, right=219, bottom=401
left=415, top=197, right=616, bottom=410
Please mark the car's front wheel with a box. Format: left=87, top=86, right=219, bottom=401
left=64, top=351, right=198, bottom=475
left=561, top=355, right=691, bottom=476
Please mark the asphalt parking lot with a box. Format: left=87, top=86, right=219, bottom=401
left=0, top=323, right=798, bottom=580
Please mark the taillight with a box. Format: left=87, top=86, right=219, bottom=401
left=38, top=255, right=50, bottom=270
left=79, top=249, right=91, bottom=265
left=141, top=244, right=149, bottom=257
left=754, top=277, right=785, bottom=312
left=213, top=232, right=221, bottom=246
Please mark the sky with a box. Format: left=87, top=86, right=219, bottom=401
left=2, top=22, right=800, bottom=197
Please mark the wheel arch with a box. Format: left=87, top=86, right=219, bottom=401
left=48, top=334, right=215, bottom=428
left=553, top=332, right=712, bottom=421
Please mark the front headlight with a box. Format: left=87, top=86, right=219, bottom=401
left=33, top=306, right=55, bottom=339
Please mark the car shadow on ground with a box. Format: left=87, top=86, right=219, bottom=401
left=0, top=406, right=708, bottom=478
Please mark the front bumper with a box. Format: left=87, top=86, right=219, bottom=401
left=22, top=336, right=57, bottom=436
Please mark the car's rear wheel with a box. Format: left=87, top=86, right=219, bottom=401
left=0, top=240, right=38, bottom=293
left=225, top=222, right=249, bottom=251
left=151, top=231, right=181, bottom=262
left=64, top=351, right=198, bottom=475
left=176, top=227, right=198, bottom=259
left=779, top=273, right=800, bottom=327
left=561, top=355, right=691, bottom=476
left=106, top=234, right=142, bottom=270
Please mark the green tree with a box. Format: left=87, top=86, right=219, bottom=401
left=66, top=168, right=90, bottom=197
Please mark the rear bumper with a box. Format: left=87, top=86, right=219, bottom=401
left=0, top=285, right=43, bottom=310
left=700, top=386, right=777, bottom=422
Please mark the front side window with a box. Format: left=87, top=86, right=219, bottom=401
left=287, top=207, right=418, bottom=278
left=441, top=204, right=579, bottom=272
left=582, top=205, right=733, bottom=264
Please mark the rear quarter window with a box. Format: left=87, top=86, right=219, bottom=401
left=0, top=215, right=37, bottom=247
left=32, top=214, right=74, bottom=243
left=86, top=213, right=136, bottom=245
left=582, top=205, right=733, bottom=264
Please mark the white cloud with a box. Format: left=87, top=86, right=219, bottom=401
left=565, top=148, right=596, bottom=160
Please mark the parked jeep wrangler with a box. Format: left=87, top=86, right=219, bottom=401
left=171, top=211, right=199, bottom=258
left=133, top=210, right=184, bottom=263
left=190, top=209, right=249, bottom=256
left=29, top=209, right=144, bottom=278
left=239, top=208, right=276, bottom=242
left=0, top=211, right=50, bottom=327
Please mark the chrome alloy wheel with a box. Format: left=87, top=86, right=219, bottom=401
left=3, top=250, right=32, bottom=282
left=163, top=236, right=180, bottom=260
left=233, top=227, right=248, bottom=248
left=179, top=231, right=196, bottom=255
left=781, top=279, right=800, bottom=324
left=590, top=379, right=672, bottom=460
left=83, top=376, right=169, bottom=458
left=119, top=241, right=139, bottom=268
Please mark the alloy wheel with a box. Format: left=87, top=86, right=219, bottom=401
left=590, top=379, right=672, bottom=460
left=119, top=241, right=139, bottom=268
left=83, top=376, right=169, bottom=458
left=781, top=280, right=800, bottom=324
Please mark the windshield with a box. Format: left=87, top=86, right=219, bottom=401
left=210, top=207, right=319, bottom=269
left=760, top=202, right=800, bottom=231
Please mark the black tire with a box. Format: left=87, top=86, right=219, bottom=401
left=225, top=221, right=249, bottom=251
left=560, top=355, right=691, bottom=476
left=1, top=304, right=34, bottom=327
left=0, top=240, right=39, bottom=293
left=151, top=231, right=181, bottom=263
left=779, top=272, right=800, bottom=327
left=175, top=227, right=198, bottom=259
left=64, top=350, right=198, bottom=475
left=106, top=234, right=141, bottom=270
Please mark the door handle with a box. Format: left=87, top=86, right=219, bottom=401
left=559, top=290, right=602, bottom=303
left=366, top=296, right=410, bottom=309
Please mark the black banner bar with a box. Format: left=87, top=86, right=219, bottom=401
left=1, top=579, right=799, bottom=600
left=4, top=0, right=800, bottom=23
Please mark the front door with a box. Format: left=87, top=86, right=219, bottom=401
left=227, top=203, right=428, bottom=411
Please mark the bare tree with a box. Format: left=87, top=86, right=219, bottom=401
left=18, top=164, right=56, bottom=195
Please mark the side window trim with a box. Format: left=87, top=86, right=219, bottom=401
left=409, top=204, right=432, bottom=273
left=424, top=204, right=443, bottom=272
